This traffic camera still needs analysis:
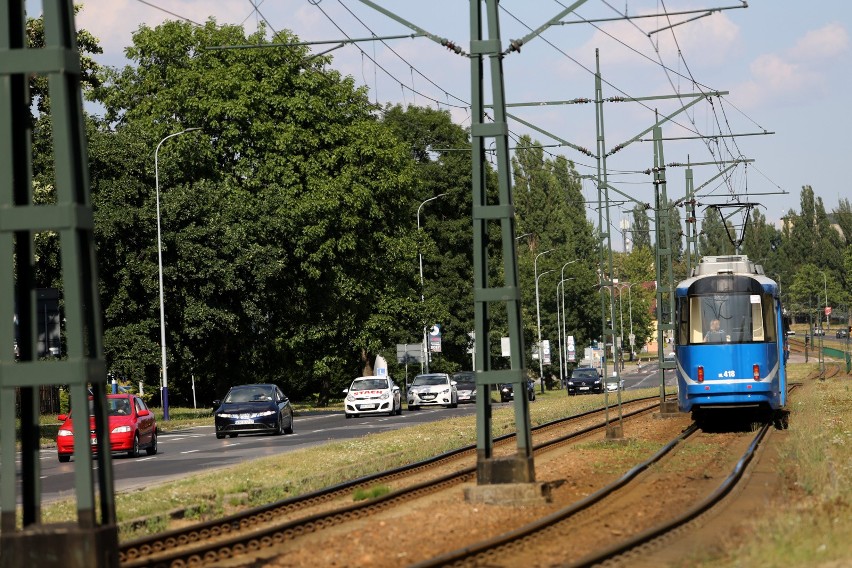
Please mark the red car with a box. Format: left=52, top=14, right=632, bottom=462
left=56, top=394, right=158, bottom=462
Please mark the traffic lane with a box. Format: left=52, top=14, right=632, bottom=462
left=621, top=362, right=677, bottom=390
left=33, top=404, right=480, bottom=502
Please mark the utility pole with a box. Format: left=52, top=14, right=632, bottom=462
left=1, top=2, right=117, bottom=566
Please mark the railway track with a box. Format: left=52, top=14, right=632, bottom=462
left=415, top=384, right=802, bottom=568
left=120, top=396, right=666, bottom=567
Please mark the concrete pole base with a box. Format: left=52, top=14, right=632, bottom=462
left=464, top=482, right=552, bottom=506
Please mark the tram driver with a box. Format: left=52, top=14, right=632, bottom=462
left=704, top=319, right=727, bottom=343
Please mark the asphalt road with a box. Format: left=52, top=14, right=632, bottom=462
left=29, top=403, right=480, bottom=503
left=25, top=363, right=679, bottom=503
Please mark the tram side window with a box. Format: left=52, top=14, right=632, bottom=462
left=676, top=298, right=689, bottom=345
left=760, top=294, right=777, bottom=343
left=689, top=298, right=705, bottom=344
left=750, top=294, right=764, bottom=341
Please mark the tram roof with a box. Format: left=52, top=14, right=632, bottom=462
left=676, top=255, right=779, bottom=296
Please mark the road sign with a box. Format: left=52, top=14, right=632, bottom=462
left=825, top=306, right=832, bottom=316
left=396, top=343, right=424, bottom=364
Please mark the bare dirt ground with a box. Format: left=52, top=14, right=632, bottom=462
left=223, top=404, right=790, bottom=568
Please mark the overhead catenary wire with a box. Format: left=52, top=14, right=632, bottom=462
left=309, top=0, right=469, bottom=109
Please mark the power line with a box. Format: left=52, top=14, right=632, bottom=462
left=309, top=1, right=468, bottom=109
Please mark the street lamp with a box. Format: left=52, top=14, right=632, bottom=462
left=818, top=270, right=828, bottom=329
left=625, top=282, right=637, bottom=359
left=155, top=127, right=200, bottom=421
left=614, top=282, right=637, bottom=366
left=558, top=275, right=576, bottom=384
left=417, top=193, right=446, bottom=373
left=558, top=259, right=579, bottom=380
left=534, top=249, right=553, bottom=393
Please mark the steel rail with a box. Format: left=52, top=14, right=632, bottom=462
left=120, top=399, right=664, bottom=566
left=417, top=384, right=801, bottom=568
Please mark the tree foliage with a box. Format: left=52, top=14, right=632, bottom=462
left=512, top=136, right=599, bottom=377
left=90, top=20, right=420, bottom=403
left=631, top=204, right=652, bottom=250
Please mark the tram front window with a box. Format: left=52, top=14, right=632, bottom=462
left=687, top=293, right=776, bottom=344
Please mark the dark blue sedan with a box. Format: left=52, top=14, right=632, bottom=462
left=213, top=384, right=294, bottom=439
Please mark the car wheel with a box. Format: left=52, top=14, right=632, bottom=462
left=284, top=416, right=294, bottom=435
left=145, top=430, right=158, bottom=455
left=58, top=454, right=70, bottom=463
left=127, top=434, right=140, bottom=458
left=408, top=405, right=419, bottom=411
left=274, top=417, right=284, bottom=435
left=396, top=402, right=403, bottom=415
left=345, top=413, right=352, bottom=419
left=228, top=433, right=238, bottom=438
left=216, top=433, right=225, bottom=439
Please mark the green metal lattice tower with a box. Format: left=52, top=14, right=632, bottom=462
left=651, top=125, right=677, bottom=411
left=0, top=2, right=117, bottom=566
left=470, top=0, right=535, bottom=484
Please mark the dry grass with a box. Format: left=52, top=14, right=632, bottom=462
left=37, top=388, right=656, bottom=540
left=35, top=364, right=851, bottom=566
left=690, top=365, right=852, bottom=567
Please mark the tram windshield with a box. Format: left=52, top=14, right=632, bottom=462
left=677, top=293, right=777, bottom=345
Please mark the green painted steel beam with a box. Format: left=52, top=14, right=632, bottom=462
left=469, top=0, right=535, bottom=484
left=0, top=1, right=117, bottom=565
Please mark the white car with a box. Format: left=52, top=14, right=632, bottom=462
left=407, top=373, right=458, bottom=410
left=343, top=376, right=401, bottom=418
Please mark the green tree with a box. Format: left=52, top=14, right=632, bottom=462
left=665, top=199, right=684, bottom=262
left=698, top=207, right=734, bottom=256
left=833, top=198, right=852, bottom=246
left=91, top=20, right=419, bottom=403
left=380, top=104, right=477, bottom=375
left=512, top=136, right=599, bottom=380
left=631, top=204, right=652, bottom=250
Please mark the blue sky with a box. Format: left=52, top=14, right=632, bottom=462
left=72, top=1, right=851, bottom=243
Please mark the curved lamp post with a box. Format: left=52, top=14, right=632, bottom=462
left=624, top=282, right=637, bottom=358
left=557, top=275, right=577, bottom=385
left=155, top=127, right=200, bottom=420
left=614, top=282, right=637, bottom=368
left=417, top=194, right=446, bottom=373
left=534, top=248, right=554, bottom=393
left=558, top=259, right=579, bottom=381
left=818, top=269, right=828, bottom=329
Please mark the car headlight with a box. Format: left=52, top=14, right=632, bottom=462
left=58, top=429, right=73, bottom=437
left=380, top=392, right=389, bottom=399
left=111, top=425, right=131, bottom=434
left=567, top=382, right=574, bottom=386
left=594, top=379, right=601, bottom=384
left=440, top=388, right=450, bottom=394
left=255, top=410, right=276, bottom=417
left=346, top=394, right=356, bottom=402
left=501, top=387, right=510, bottom=392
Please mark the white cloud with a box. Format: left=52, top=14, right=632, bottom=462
left=735, top=22, right=848, bottom=109
left=572, top=9, right=741, bottom=70
left=790, top=22, right=848, bottom=61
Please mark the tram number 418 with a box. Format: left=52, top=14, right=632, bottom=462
left=719, top=370, right=736, bottom=378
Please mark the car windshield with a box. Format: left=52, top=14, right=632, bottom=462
left=572, top=369, right=598, bottom=379
left=108, top=398, right=132, bottom=416
left=350, top=378, right=388, bottom=390
left=455, top=380, right=475, bottom=390
left=412, top=374, right=448, bottom=386
left=225, top=387, right=273, bottom=403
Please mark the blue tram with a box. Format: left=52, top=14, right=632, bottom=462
left=674, top=255, right=787, bottom=426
